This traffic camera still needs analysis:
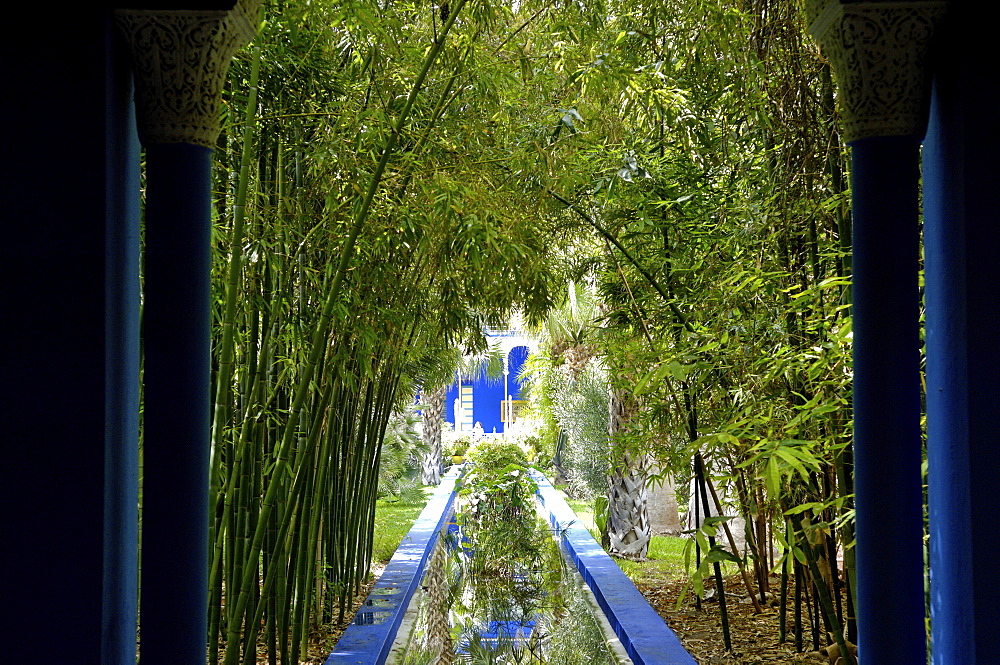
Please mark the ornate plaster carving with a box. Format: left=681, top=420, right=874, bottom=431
left=115, top=1, right=260, bottom=148
left=806, top=1, right=946, bottom=144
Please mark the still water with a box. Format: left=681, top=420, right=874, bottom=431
left=393, top=499, right=629, bottom=664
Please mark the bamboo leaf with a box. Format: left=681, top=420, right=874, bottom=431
left=765, top=456, right=781, bottom=498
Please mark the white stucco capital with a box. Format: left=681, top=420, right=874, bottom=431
left=115, top=1, right=260, bottom=148
left=805, top=1, right=947, bottom=143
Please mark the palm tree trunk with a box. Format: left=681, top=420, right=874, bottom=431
left=421, top=384, right=447, bottom=485
left=605, top=386, right=650, bottom=560
left=425, top=542, right=454, bottom=664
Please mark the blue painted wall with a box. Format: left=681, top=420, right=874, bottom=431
left=445, top=344, right=531, bottom=435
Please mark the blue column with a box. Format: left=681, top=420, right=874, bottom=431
left=923, top=13, right=1000, bottom=662
left=103, top=20, right=142, bottom=663
left=140, top=143, right=213, bottom=665
left=850, top=136, right=926, bottom=664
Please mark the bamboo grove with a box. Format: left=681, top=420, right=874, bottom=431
left=187, top=0, right=863, bottom=662
left=511, top=0, right=858, bottom=656
left=204, top=2, right=565, bottom=662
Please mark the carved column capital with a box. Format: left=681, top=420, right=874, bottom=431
left=806, top=1, right=946, bottom=143
left=115, top=1, right=260, bottom=148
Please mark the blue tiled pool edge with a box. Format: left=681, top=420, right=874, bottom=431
left=324, top=466, right=462, bottom=665
left=325, top=466, right=696, bottom=665
left=532, top=470, right=697, bottom=665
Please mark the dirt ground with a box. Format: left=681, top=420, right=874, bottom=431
left=632, top=573, right=848, bottom=664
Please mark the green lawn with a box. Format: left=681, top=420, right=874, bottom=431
left=371, top=490, right=431, bottom=563
left=563, top=493, right=690, bottom=584
left=564, top=497, right=595, bottom=529
left=615, top=534, right=690, bottom=583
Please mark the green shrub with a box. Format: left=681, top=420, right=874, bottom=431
left=546, top=363, right=610, bottom=499
left=467, top=440, right=528, bottom=475
left=377, top=409, right=427, bottom=501
left=521, top=434, right=541, bottom=456
left=450, top=435, right=472, bottom=457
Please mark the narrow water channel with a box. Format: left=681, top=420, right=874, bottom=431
left=392, top=467, right=628, bottom=664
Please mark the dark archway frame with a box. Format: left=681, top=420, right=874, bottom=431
left=4, top=2, right=997, bottom=663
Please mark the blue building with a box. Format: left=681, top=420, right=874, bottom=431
left=446, top=333, right=534, bottom=436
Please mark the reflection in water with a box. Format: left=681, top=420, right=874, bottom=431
left=399, top=463, right=623, bottom=664
left=354, top=609, right=394, bottom=625
left=365, top=598, right=395, bottom=607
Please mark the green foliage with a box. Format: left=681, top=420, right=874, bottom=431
left=202, top=0, right=861, bottom=659
left=377, top=409, right=429, bottom=501
left=544, top=361, right=611, bottom=498
left=457, top=455, right=541, bottom=610
left=467, top=440, right=529, bottom=476
left=450, top=465, right=548, bottom=643
left=449, top=435, right=472, bottom=458
left=511, top=0, right=856, bottom=643
left=520, top=434, right=541, bottom=457
left=460, top=466, right=537, bottom=535
left=207, top=1, right=576, bottom=659
left=593, top=495, right=609, bottom=539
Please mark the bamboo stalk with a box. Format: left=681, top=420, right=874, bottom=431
left=778, top=522, right=790, bottom=644
left=211, top=40, right=263, bottom=496
left=695, top=454, right=731, bottom=651
left=794, top=558, right=803, bottom=652
left=705, top=473, right=763, bottom=613
left=789, top=512, right=854, bottom=665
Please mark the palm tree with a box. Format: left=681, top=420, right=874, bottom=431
left=544, top=280, right=601, bottom=380
left=420, top=384, right=448, bottom=485
left=604, top=385, right=651, bottom=560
